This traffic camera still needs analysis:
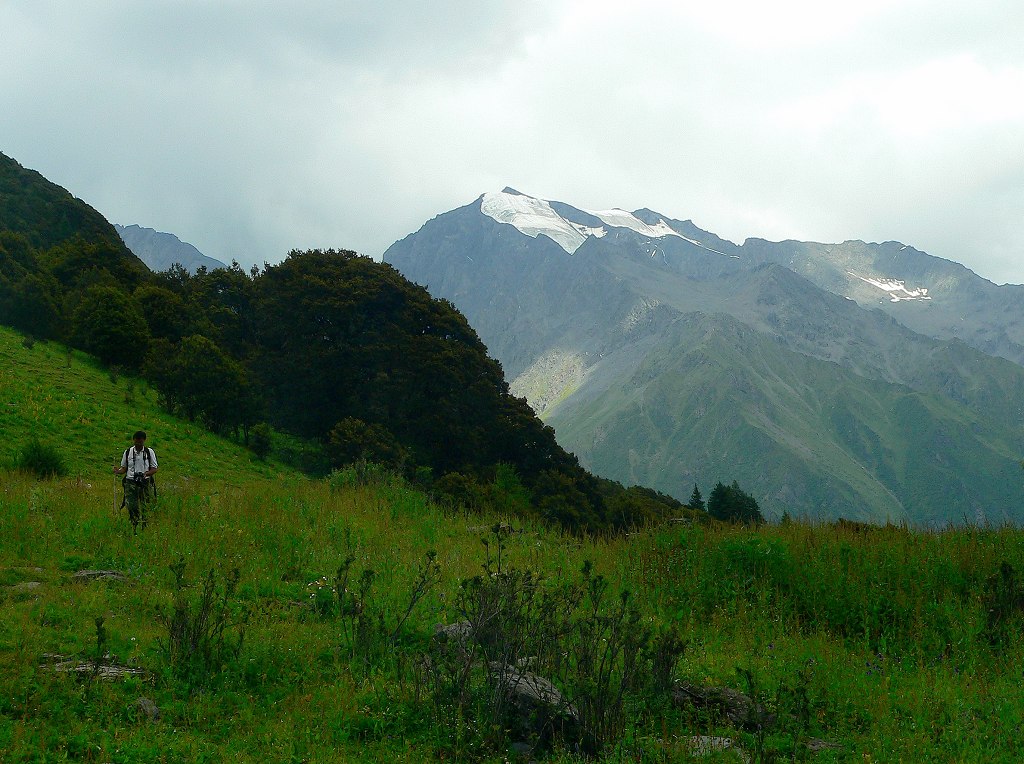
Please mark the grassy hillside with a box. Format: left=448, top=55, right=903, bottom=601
left=3, top=324, right=1024, bottom=761
left=0, top=325, right=291, bottom=483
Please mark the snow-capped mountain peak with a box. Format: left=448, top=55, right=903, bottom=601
left=481, top=189, right=683, bottom=254
left=480, top=189, right=741, bottom=260
left=480, top=191, right=602, bottom=253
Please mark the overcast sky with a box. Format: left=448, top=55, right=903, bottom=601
left=2, top=1, right=1022, bottom=283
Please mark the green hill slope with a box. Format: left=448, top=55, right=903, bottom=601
left=1, top=152, right=149, bottom=342
left=0, top=325, right=291, bottom=483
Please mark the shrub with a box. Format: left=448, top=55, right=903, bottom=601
left=16, top=437, right=67, bottom=478
left=981, top=561, right=1024, bottom=647
left=333, top=547, right=440, bottom=662
left=249, top=422, right=272, bottom=460
left=328, top=460, right=404, bottom=491
left=327, top=417, right=407, bottom=470
left=158, top=558, right=249, bottom=684
left=425, top=525, right=676, bottom=756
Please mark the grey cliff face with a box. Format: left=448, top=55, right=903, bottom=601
left=115, top=224, right=227, bottom=274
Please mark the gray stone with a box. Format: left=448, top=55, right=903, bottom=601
left=509, top=740, right=536, bottom=762
left=489, top=662, right=579, bottom=741
left=6, top=581, right=42, bottom=593
left=806, top=737, right=842, bottom=753
left=433, top=620, right=473, bottom=645
left=686, top=736, right=750, bottom=762
left=132, top=697, right=160, bottom=722
left=434, top=618, right=477, bottom=655
left=41, top=652, right=147, bottom=680
left=73, top=570, right=128, bottom=583
left=673, top=682, right=776, bottom=731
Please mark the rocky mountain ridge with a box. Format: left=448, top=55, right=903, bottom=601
left=384, top=189, right=1024, bottom=524
left=115, top=224, right=227, bottom=274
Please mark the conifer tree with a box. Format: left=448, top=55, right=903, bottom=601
left=708, top=480, right=764, bottom=524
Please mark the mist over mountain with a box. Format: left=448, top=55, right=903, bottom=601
left=385, top=189, right=1024, bottom=524
left=115, top=224, right=227, bottom=274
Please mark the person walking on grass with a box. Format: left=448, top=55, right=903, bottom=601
left=114, top=430, right=158, bottom=532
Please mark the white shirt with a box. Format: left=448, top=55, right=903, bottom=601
left=121, top=446, right=158, bottom=480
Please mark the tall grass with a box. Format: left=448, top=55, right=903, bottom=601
left=2, top=469, right=1024, bottom=761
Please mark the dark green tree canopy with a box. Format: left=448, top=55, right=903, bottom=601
left=147, top=334, right=259, bottom=435
left=253, top=249, right=577, bottom=481
left=133, top=284, right=193, bottom=343
left=708, top=481, right=765, bottom=524
left=327, top=417, right=406, bottom=469
left=71, top=285, right=150, bottom=368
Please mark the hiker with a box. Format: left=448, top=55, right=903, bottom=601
left=114, top=430, right=158, bottom=531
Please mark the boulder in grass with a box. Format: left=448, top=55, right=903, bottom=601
left=433, top=620, right=473, bottom=646
left=6, top=581, right=42, bottom=593
left=672, top=681, right=776, bottom=731
left=686, top=735, right=750, bottom=762
left=40, top=653, right=147, bottom=680
left=432, top=620, right=475, bottom=662
left=489, top=662, right=580, bottom=744
left=806, top=738, right=842, bottom=753
left=132, top=697, right=161, bottom=722
left=73, top=570, right=128, bottom=583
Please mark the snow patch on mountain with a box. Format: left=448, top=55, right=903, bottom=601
left=481, top=190, right=686, bottom=255
left=678, top=234, right=740, bottom=259
left=481, top=192, right=599, bottom=253
left=587, top=208, right=681, bottom=240
left=848, top=272, right=932, bottom=302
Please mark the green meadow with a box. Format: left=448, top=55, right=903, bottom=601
left=3, top=325, right=1024, bottom=762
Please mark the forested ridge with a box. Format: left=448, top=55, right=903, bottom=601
left=0, top=151, right=697, bottom=530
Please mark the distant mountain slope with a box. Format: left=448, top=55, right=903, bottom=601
left=547, top=311, right=1023, bottom=525
left=727, top=233, right=1024, bottom=367
left=116, top=224, right=227, bottom=273
left=385, top=189, right=1024, bottom=524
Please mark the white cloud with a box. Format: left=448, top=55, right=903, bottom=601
left=773, top=55, right=1024, bottom=138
